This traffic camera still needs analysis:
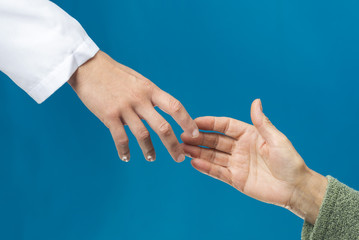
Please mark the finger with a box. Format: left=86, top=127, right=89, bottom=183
left=137, top=105, right=185, bottom=162
left=180, top=131, right=235, bottom=154
left=194, top=116, right=249, bottom=139
left=122, top=111, right=156, bottom=162
left=108, top=120, right=130, bottom=162
left=183, top=144, right=230, bottom=167
left=191, top=158, right=232, bottom=185
left=152, top=88, right=199, bottom=138
left=250, top=99, right=283, bottom=145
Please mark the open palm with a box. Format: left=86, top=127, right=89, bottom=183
left=181, top=99, right=309, bottom=208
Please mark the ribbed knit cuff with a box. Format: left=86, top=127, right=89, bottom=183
left=301, top=176, right=359, bottom=239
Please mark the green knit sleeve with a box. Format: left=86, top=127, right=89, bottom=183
left=301, top=176, right=359, bottom=239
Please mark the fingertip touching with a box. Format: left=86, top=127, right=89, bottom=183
left=192, top=128, right=200, bottom=138
left=180, top=131, right=199, bottom=144
left=183, top=116, right=199, bottom=138
left=194, top=116, right=214, bottom=130
left=152, top=89, right=199, bottom=138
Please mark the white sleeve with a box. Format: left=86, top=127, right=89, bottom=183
left=0, top=0, right=99, bottom=103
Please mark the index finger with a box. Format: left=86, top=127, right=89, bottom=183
left=152, top=88, right=199, bottom=138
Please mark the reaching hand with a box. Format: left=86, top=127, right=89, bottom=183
left=181, top=99, right=327, bottom=224
left=68, top=51, right=199, bottom=163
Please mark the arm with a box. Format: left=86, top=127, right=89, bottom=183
left=0, top=0, right=99, bottom=103
left=1, top=0, right=199, bottom=162
left=69, top=51, right=199, bottom=162
left=181, top=99, right=326, bottom=224
left=181, top=99, right=359, bottom=238
left=302, top=176, right=359, bottom=239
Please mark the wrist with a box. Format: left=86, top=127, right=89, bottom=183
left=68, top=50, right=105, bottom=90
left=288, top=168, right=328, bottom=225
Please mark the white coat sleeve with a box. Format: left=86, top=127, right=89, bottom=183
left=0, top=0, right=99, bottom=103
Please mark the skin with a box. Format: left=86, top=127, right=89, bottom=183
left=68, top=51, right=199, bottom=163
left=181, top=99, right=328, bottom=225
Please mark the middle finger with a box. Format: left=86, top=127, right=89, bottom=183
left=137, top=104, right=185, bottom=163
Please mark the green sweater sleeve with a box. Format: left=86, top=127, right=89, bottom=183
left=301, top=176, right=359, bottom=240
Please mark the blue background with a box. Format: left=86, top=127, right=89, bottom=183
left=1, top=0, right=359, bottom=239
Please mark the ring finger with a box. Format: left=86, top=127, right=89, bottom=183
left=122, top=111, right=156, bottom=162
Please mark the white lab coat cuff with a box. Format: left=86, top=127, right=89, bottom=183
left=28, top=35, right=99, bottom=104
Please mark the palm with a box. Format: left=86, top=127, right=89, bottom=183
left=182, top=104, right=306, bottom=208
left=228, top=125, right=299, bottom=207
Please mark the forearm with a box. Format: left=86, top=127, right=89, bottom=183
left=288, top=169, right=328, bottom=225
left=301, top=176, right=359, bottom=239
left=0, top=0, right=98, bottom=103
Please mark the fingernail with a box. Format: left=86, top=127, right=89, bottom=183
left=192, top=129, right=200, bottom=138
left=259, top=99, right=263, bottom=112
left=121, top=156, right=130, bottom=162
left=147, top=155, right=155, bottom=162
left=184, top=153, right=192, bottom=158
left=177, top=154, right=185, bottom=163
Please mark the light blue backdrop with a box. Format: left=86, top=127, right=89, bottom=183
left=1, top=0, right=359, bottom=239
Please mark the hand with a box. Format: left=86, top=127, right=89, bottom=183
left=68, top=51, right=199, bottom=163
left=181, top=99, right=327, bottom=224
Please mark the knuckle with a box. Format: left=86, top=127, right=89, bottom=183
left=103, top=118, right=111, bottom=128
left=129, top=90, right=146, bottom=104
left=169, top=98, right=183, bottom=114
left=118, top=103, right=132, bottom=112
left=137, top=128, right=150, bottom=141
left=104, top=108, right=119, bottom=121
left=158, top=121, right=172, bottom=136
left=128, top=79, right=154, bottom=105
left=117, top=137, right=129, bottom=146
left=143, top=79, right=154, bottom=89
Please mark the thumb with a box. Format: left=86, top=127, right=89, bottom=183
left=250, top=99, right=282, bottom=144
